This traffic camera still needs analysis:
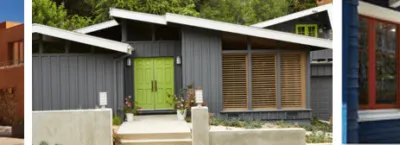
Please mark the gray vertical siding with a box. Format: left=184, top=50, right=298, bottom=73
left=124, top=41, right=182, bottom=101
left=33, top=54, right=124, bottom=114
left=181, top=27, right=223, bottom=115
left=310, top=63, right=332, bottom=120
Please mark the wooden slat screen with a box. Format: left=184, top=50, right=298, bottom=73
left=252, top=54, right=277, bottom=109
left=222, top=54, right=248, bottom=110
left=280, top=52, right=306, bottom=108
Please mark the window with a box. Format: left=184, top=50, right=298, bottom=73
left=251, top=54, right=277, bottom=109
left=8, top=40, right=24, bottom=64
left=296, top=24, right=318, bottom=37
left=221, top=37, right=307, bottom=110
left=280, top=53, right=306, bottom=108
left=358, top=16, right=400, bottom=109
left=222, top=54, right=248, bottom=110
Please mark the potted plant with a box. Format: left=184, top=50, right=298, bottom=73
left=167, top=92, right=186, bottom=120
left=123, top=96, right=134, bottom=122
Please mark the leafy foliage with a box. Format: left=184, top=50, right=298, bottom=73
left=0, top=88, right=17, bottom=125
left=112, top=115, right=121, bottom=126
left=33, top=0, right=317, bottom=29
left=33, top=0, right=91, bottom=30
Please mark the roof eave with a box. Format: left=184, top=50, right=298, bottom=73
left=32, top=24, right=132, bottom=54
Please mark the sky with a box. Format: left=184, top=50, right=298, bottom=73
left=0, top=0, right=24, bottom=23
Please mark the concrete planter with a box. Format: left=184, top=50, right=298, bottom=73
left=126, top=113, right=134, bottom=122
left=177, top=109, right=187, bottom=120
left=12, top=123, right=24, bottom=138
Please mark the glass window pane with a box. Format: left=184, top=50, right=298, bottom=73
left=375, top=21, right=397, bottom=105
left=358, top=17, right=369, bottom=105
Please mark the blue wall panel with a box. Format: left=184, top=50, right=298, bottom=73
left=359, top=120, right=400, bottom=143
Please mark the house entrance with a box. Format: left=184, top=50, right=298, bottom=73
left=134, top=57, right=174, bottom=110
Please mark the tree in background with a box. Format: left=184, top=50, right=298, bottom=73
left=33, top=0, right=91, bottom=30
left=33, top=0, right=316, bottom=29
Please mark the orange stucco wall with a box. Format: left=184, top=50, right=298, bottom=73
left=0, top=66, right=24, bottom=120
left=0, top=22, right=24, bottom=62
left=0, top=21, right=24, bottom=121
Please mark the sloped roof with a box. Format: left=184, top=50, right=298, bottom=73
left=33, top=24, right=133, bottom=54
left=74, top=20, right=119, bottom=34
left=109, top=8, right=332, bottom=49
left=250, top=4, right=333, bottom=28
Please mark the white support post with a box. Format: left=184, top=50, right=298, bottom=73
left=191, top=106, right=210, bottom=145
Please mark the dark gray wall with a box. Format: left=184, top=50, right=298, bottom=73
left=124, top=41, right=183, bottom=103
left=310, top=63, right=332, bottom=120
left=33, top=54, right=124, bottom=114
left=181, top=27, right=223, bottom=115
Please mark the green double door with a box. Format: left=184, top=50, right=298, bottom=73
left=134, top=57, right=174, bottom=110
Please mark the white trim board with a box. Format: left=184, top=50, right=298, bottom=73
left=390, top=0, right=400, bottom=8
left=358, top=109, right=400, bottom=122
left=250, top=4, right=332, bottom=28
left=109, top=8, right=332, bottom=49
left=359, top=1, right=400, bottom=24
left=74, top=20, right=119, bottom=34
left=32, top=24, right=133, bottom=54
left=110, top=8, right=167, bottom=25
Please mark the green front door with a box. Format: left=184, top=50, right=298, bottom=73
left=134, top=57, right=174, bottom=110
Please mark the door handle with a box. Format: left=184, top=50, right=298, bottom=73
left=155, top=80, right=157, bottom=92
left=151, top=80, right=155, bottom=92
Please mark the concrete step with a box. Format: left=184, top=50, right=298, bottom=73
left=120, top=138, right=192, bottom=145
left=119, top=132, right=191, bottom=140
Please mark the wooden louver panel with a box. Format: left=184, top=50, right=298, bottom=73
left=222, top=54, right=247, bottom=110
left=252, top=54, right=276, bottom=109
left=280, top=53, right=306, bottom=108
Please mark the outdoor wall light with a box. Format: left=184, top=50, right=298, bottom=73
left=176, top=56, right=181, bottom=64
left=126, top=58, right=131, bottom=66
left=99, top=92, right=107, bottom=109
left=195, top=86, right=203, bottom=107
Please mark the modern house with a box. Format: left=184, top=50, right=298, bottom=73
left=251, top=3, right=333, bottom=121
left=0, top=21, right=24, bottom=124
left=32, top=8, right=332, bottom=124
left=345, top=0, right=400, bottom=143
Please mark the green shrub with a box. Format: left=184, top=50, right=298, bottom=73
left=112, top=115, right=121, bottom=126
left=306, top=131, right=332, bottom=143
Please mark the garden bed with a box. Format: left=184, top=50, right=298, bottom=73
left=187, top=117, right=332, bottom=143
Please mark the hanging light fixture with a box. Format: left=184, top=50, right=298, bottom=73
left=126, top=58, right=131, bottom=66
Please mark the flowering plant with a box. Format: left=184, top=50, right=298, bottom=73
left=167, top=92, right=186, bottom=114
left=123, top=96, right=133, bottom=113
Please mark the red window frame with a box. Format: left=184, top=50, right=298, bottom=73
left=359, top=15, right=400, bottom=110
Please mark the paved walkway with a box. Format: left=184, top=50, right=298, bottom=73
left=118, top=115, right=191, bottom=134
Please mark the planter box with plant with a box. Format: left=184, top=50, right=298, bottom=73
left=167, top=89, right=187, bottom=120
left=123, top=96, right=142, bottom=122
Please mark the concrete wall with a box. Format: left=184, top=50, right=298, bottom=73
left=0, top=66, right=24, bottom=121
left=209, top=129, right=306, bottom=145
left=32, top=109, right=112, bottom=145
